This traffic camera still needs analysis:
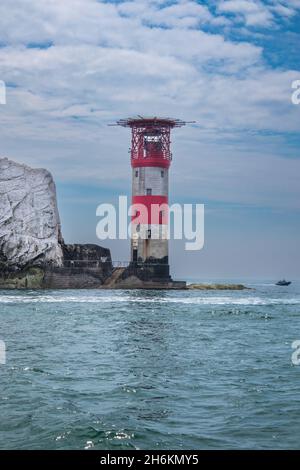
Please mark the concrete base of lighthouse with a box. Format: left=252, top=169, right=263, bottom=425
left=127, top=259, right=171, bottom=282
left=101, top=260, right=186, bottom=290
left=107, top=277, right=187, bottom=290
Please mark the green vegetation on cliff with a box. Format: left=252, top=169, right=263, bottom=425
left=0, top=267, right=44, bottom=289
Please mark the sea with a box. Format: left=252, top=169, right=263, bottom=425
left=1, top=280, right=300, bottom=450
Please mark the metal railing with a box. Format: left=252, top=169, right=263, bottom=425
left=63, top=259, right=112, bottom=268
left=60, top=260, right=168, bottom=269
left=113, top=261, right=168, bottom=269
left=113, top=261, right=131, bottom=268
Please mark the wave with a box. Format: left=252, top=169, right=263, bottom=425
left=0, top=294, right=300, bottom=306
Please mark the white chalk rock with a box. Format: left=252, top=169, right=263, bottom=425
left=0, top=157, right=63, bottom=267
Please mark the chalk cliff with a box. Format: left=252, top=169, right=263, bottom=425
left=0, top=158, right=113, bottom=288
left=0, top=157, right=63, bottom=268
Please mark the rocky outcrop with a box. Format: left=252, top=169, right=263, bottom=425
left=0, top=157, right=63, bottom=269
left=62, top=244, right=110, bottom=264
left=43, top=244, right=113, bottom=289
left=187, top=284, right=250, bottom=290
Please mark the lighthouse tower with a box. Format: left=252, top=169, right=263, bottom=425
left=117, top=117, right=186, bottom=280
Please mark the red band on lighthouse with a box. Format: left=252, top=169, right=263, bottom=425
left=132, top=195, right=168, bottom=225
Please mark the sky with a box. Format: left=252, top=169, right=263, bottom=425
left=0, top=0, right=299, bottom=279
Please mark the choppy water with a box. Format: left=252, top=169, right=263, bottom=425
left=1, top=281, right=300, bottom=450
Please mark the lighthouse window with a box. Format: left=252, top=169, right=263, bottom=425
left=159, top=211, right=163, bottom=224
left=146, top=188, right=152, bottom=195
left=147, top=229, right=152, bottom=239
left=161, top=170, right=164, bottom=177
left=135, top=170, right=138, bottom=177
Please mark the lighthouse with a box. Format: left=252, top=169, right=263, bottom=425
left=117, top=116, right=186, bottom=281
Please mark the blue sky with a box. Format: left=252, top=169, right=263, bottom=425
left=0, top=0, right=299, bottom=279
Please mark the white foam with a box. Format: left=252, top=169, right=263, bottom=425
left=0, top=294, right=299, bottom=306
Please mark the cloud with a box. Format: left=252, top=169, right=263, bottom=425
left=118, top=0, right=215, bottom=28
left=217, top=0, right=300, bottom=27
left=218, top=0, right=274, bottom=26
left=0, top=0, right=299, bottom=215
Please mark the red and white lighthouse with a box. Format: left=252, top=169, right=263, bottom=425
left=117, top=116, right=186, bottom=280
